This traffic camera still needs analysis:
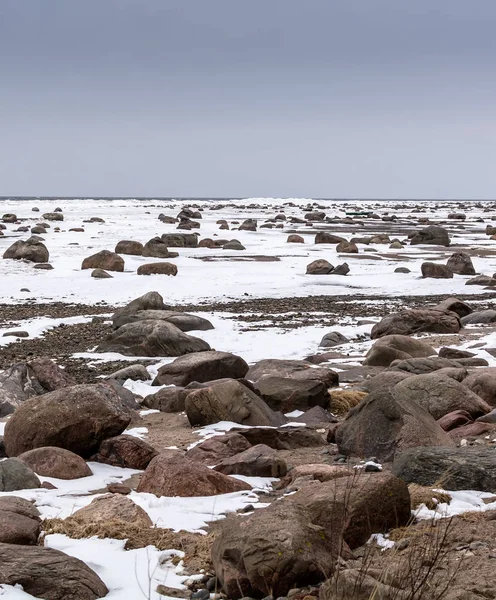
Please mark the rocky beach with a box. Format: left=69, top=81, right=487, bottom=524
left=1, top=197, right=496, bottom=600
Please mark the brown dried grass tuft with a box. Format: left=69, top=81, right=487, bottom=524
left=41, top=518, right=215, bottom=573
left=329, top=389, right=367, bottom=415
left=408, top=484, right=451, bottom=510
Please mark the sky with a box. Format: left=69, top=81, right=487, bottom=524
left=1, top=0, right=496, bottom=199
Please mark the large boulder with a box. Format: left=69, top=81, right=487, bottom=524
left=143, top=386, right=189, bottom=412
left=392, top=373, right=490, bottom=419
left=18, top=447, right=92, bottom=479
left=446, top=252, right=476, bottom=275
left=212, top=472, right=410, bottom=599
left=336, top=388, right=455, bottom=462
left=0, top=459, right=41, bottom=491
left=247, top=359, right=338, bottom=387
left=434, top=297, right=472, bottom=318
left=3, top=237, right=49, bottom=262
left=0, top=358, right=75, bottom=416
left=315, top=232, right=346, bottom=244
left=253, top=376, right=328, bottom=413
left=3, top=383, right=131, bottom=458
left=142, top=237, right=178, bottom=258
left=0, top=497, right=41, bottom=545
left=421, top=262, right=453, bottom=279
left=91, top=434, right=158, bottom=469
left=137, top=451, right=251, bottom=497
left=306, top=259, right=334, bottom=274
left=185, top=380, right=286, bottom=427
left=461, top=309, right=496, bottom=325
left=153, top=351, right=249, bottom=386
left=97, top=320, right=211, bottom=357
left=388, top=356, right=464, bottom=375
left=112, top=291, right=166, bottom=322
left=213, top=444, right=287, bottom=478
left=410, top=225, right=450, bottom=246
left=113, top=309, right=214, bottom=332
left=0, top=543, right=108, bottom=599
left=234, top=426, right=327, bottom=449
left=462, top=368, right=496, bottom=407
left=161, top=233, right=198, bottom=247
left=363, top=335, right=436, bottom=367
left=392, top=447, right=496, bottom=492
left=319, top=331, right=349, bottom=348
left=70, top=494, right=152, bottom=528
left=114, top=240, right=143, bottom=255
left=81, top=250, right=124, bottom=272
left=137, top=262, right=178, bottom=276
left=336, top=241, right=358, bottom=253
left=186, top=432, right=252, bottom=464
left=370, top=309, right=461, bottom=339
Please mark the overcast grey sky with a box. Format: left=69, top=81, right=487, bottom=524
left=1, top=1, right=495, bottom=198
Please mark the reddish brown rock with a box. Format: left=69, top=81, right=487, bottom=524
left=18, top=447, right=92, bottom=480
left=91, top=435, right=158, bottom=470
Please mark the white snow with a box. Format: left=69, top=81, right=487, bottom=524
left=414, top=489, right=496, bottom=520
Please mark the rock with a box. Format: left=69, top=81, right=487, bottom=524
left=277, top=464, right=352, bottom=489
left=395, top=267, right=411, bottom=273
left=239, top=219, right=257, bottom=231
left=111, top=291, right=165, bottom=322
left=461, top=309, right=496, bottom=325
left=336, top=388, right=455, bottom=462
left=410, top=225, right=450, bottom=246
left=336, top=241, right=358, bottom=253
left=371, top=309, right=461, bottom=339
left=388, top=356, right=464, bottom=375
left=361, top=371, right=415, bottom=393
left=91, top=268, right=113, bottom=278
left=161, top=233, right=198, bottom=248
left=306, top=259, right=334, bottom=274
left=43, top=211, right=64, bottom=220
left=392, top=373, right=490, bottom=419
left=2, top=331, right=29, bottom=338
left=3, top=237, right=49, bottom=262
left=0, top=458, right=41, bottom=491
left=462, top=368, right=496, bottom=407
left=287, top=234, right=304, bottom=243
left=253, top=376, right=328, bottom=413
left=392, top=447, right=496, bottom=492
left=223, top=240, right=246, bottom=250
left=421, top=262, right=453, bottom=278
left=321, top=570, right=407, bottom=600
left=449, top=421, right=496, bottom=442
left=97, top=320, right=210, bottom=357
left=234, top=427, right=327, bottom=449
left=438, top=347, right=476, bottom=359
left=185, top=380, right=286, bottom=427
left=137, top=262, right=178, bottom=276
left=291, top=405, right=337, bottom=426
left=113, top=308, right=213, bottom=332
left=143, top=386, right=189, bottom=412
left=3, top=383, right=131, bottom=458
left=91, top=434, right=158, bottom=469
left=319, top=332, right=349, bottom=348
left=214, top=444, right=287, bottom=478
left=114, top=240, right=143, bottom=255
left=437, top=409, right=473, bottom=431
left=186, top=433, right=252, bottom=464
left=434, top=297, right=473, bottom=317
left=18, top=447, right=92, bottom=479
left=142, top=237, right=179, bottom=258
left=107, top=364, right=150, bottom=381
left=212, top=472, right=410, bottom=599
left=314, top=232, right=346, bottom=244
left=363, top=335, right=436, bottom=367
left=466, top=275, right=496, bottom=286
left=81, top=250, right=124, bottom=272
left=0, top=542, right=108, bottom=599
left=71, top=494, right=152, bottom=528
left=477, top=408, right=496, bottom=423
left=0, top=497, right=41, bottom=545
left=153, top=351, right=249, bottom=386
left=33, top=263, right=53, bottom=270
left=2, top=213, right=17, bottom=223
left=137, top=451, right=251, bottom=497
left=446, top=252, right=476, bottom=275
left=305, top=211, right=326, bottom=221
left=247, top=359, right=338, bottom=387
left=330, top=263, right=350, bottom=275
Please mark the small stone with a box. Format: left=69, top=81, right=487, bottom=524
left=206, top=577, right=218, bottom=591
left=20, top=288, right=30, bottom=292
left=41, top=481, right=57, bottom=490
left=364, top=463, right=381, bottom=472
left=191, top=590, right=210, bottom=600
left=2, top=331, right=29, bottom=338
left=241, top=504, right=254, bottom=513
left=156, top=585, right=189, bottom=598
left=107, top=483, right=131, bottom=495
left=396, top=538, right=410, bottom=551
left=469, top=541, right=488, bottom=551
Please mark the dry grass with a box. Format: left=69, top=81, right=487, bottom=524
left=408, top=484, right=451, bottom=510
left=41, top=518, right=216, bottom=573
left=329, top=389, right=367, bottom=415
